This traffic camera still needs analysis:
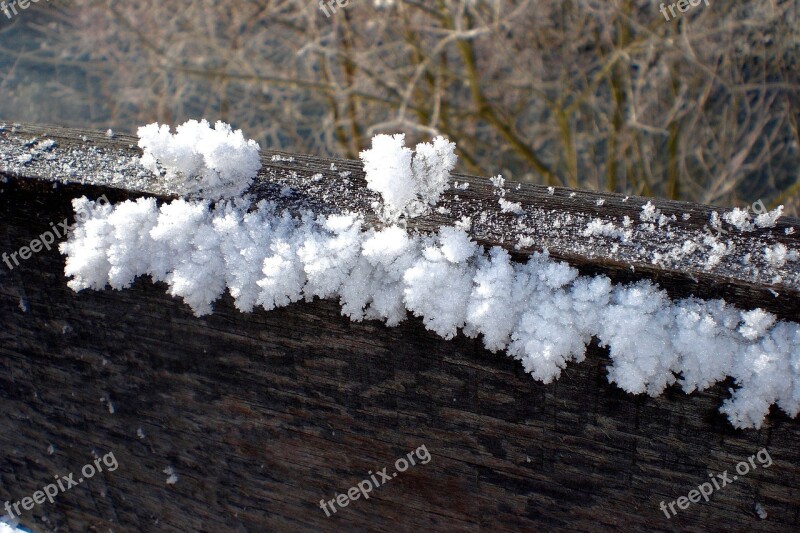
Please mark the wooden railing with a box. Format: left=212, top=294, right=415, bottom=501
left=1, top=123, right=798, bottom=532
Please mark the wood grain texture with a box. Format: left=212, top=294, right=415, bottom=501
left=0, top=123, right=799, bottom=532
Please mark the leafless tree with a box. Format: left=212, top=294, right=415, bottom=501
left=1, top=0, right=797, bottom=213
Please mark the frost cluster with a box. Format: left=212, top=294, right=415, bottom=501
left=360, top=134, right=457, bottom=221
left=640, top=201, right=672, bottom=228
left=722, top=208, right=755, bottom=232
left=138, top=120, right=261, bottom=200
left=756, top=206, right=784, bottom=228
left=62, top=196, right=800, bottom=429
left=582, top=219, right=630, bottom=241
left=763, top=243, right=799, bottom=268
left=498, top=198, right=524, bottom=215
left=723, top=205, right=784, bottom=232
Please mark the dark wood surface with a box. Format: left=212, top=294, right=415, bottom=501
left=1, top=123, right=799, bottom=532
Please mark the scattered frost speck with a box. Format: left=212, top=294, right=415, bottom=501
left=163, top=466, right=178, bottom=485
left=709, top=211, right=723, bottom=231
left=100, top=397, right=115, bottom=414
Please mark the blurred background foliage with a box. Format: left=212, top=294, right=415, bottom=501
left=0, top=0, right=797, bottom=214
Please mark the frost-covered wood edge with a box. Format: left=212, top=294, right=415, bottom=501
left=1, top=121, right=798, bottom=320
left=1, top=122, right=800, bottom=533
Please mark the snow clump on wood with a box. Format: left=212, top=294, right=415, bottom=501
left=138, top=119, right=261, bottom=200
left=359, top=133, right=456, bottom=221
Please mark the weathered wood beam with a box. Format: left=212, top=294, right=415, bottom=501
left=1, top=122, right=798, bottom=320
left=1, top=123, right=799, bottom=532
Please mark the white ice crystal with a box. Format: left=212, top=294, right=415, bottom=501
left=360, top=133, right=456, bottom=221
left=404, top=227, right=480, bottom=339
left=507, top=253, right=599, bottom=383
left=150, top=199, right=227, bottom=316
left=61, top=197, right=116, bottom=292
left=340, top=226, right=420, bottom=326
left=721, top=320, right=800, bottom=428
left=412, top=136, right=458, bottom=207
left=298, top=213, right=363, bottom=300
left=722, top=208, right=755, bottom=232
left=718, top=204, right=785, bottom=232
left=640, top=201, right=660, bottom=223
left=671, top=299, right=740, bottom=393
left=213, top=201, right=277, bottom=313
left=582, top=219, right=630, bottom=241
left=464, top=247, right=517, bottom=351
left=598, top=281, right=677, bottom=395
left=498, top=198, right=524, bottom=215
left=755, top=206, right=783, bottom=228
left=138, top=119, right=261, bottom=200
left=764, top=243, right=790, bottom=268
left=255, top=211, right=310, bottom=312
left=106, top=197, right=163, bottom=289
